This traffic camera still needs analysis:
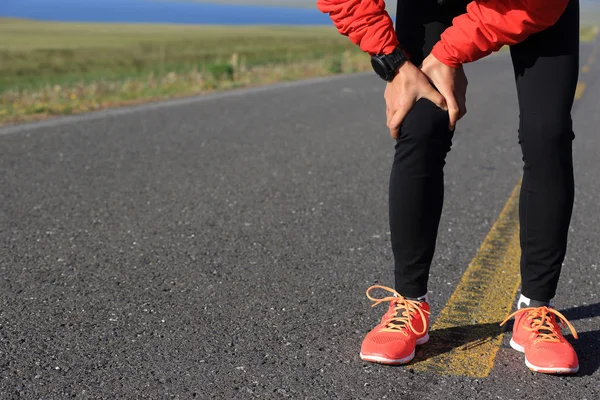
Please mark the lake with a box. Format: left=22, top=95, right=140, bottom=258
left=0, top=0, right=332, bottom=25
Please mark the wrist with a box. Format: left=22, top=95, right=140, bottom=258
left=391, top=59, right=413, bottom=80
left=371, top=46, right=410, bottom=82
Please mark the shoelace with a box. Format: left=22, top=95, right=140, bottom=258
left=366, top=285, right=430, bottom=336
left=500, top=306, right=578, bottom=343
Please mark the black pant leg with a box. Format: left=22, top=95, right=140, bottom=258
left=389, top=0, right=466, bottom=297
left=390, top=99, right=453, bottom=297
left=509, top=0, right=580, bottom=302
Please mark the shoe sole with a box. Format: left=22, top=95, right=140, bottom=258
left=359, top=333, right=429, bottom=365
left=509, top=338, right=579, bottom=375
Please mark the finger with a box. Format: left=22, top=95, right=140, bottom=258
left=388, top=117, right=401, bottom=140
left=422, top=88, right=447, bottom=111
left=444, top=94, right=460, bottom=131
left=385, top=91, right=392, bottom=124
left=459, top=94, right=467, bottom=120
left=457, top=78, right=468, bottom=120
left=388, top=100, right=414, bottom=139
left=386, top=104, right=391, bottom=125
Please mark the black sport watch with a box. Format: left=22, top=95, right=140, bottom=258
left=371, top=47, right=409, bottom=82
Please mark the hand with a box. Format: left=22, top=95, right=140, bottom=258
left=420, top=53, right=468, bottom=130
left=385, top=61, right=447, bottom=139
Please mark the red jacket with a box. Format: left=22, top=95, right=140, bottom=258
left=316, top=0, right=569, bottom=67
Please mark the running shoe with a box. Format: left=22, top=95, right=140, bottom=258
left=360, top=285, right=430, bottom=365
left=501, top=306, right=579, bottom=374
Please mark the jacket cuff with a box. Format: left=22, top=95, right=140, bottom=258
left=431, top=42, right=463, bottom=69
left=381, top=42, right=399, bottom=56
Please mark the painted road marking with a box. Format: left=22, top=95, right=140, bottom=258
left=413, top=34, right=595, bottom=377
left=412, top=183, right=522, bottom=378
left=582, top=65, right=590, bottom=73
left=575, top=83, right=587, bottom=100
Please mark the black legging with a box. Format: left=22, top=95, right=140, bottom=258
left=390, top=0, right=579, bottom=302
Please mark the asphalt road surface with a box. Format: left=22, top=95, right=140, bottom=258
left=1, top=42, right=599, bottom=399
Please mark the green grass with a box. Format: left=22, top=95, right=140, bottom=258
left=0, top=19, right=363, bottom=91
left=0, top=19, right=369, bottom=124
left=0, top=18, right=598, bottom=125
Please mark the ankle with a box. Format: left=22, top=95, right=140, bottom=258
left=518, top=293, right=552, bottom=309
left=404, top=293, right=430, bottom=304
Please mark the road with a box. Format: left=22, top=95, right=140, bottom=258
left=1, top=42, right=599, bottom=399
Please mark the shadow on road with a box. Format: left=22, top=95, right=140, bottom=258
left=414, top=321, right=504, bottom=363
left=413, top=302, right=600, bottom=375
left=562, top=302, right=600, bottom=376
left=562, top=301, right=600, bottom=320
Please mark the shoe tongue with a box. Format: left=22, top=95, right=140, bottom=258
left=389, top=298, right=409, bottom=314
left=391, top=299, right=408, bottom=312
left=531, top=312, right=557, bottom=337
left=386, top=302, right=409, bottom=330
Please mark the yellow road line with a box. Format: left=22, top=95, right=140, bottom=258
left=412, top=183, right=522, bottom=378
left=582, top=65, right=590, bottom=73
left=575, top=83, right=586, bottom=100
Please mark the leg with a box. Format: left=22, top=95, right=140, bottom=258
left=359, top=0, right=468, bottom=367
left=390, top=0, right=467, bottom=297
left=510, top=0, right=580, bottom=302
left=389, top=100, right=453, bottom=298
left=507, top=7, right=581, bottom=371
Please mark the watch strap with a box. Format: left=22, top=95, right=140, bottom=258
left=387, top=47, right=408, bottom=69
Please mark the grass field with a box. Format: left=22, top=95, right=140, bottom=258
left=0, top=19, right=598, bottom=125
left=0, top=19, right=364, bottom=89
left=0, top=19, right=369, bottom=124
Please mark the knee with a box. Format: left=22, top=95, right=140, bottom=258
left=398, top=98, right=453, bottom=148
left=520, top=114, right=575, bottom=154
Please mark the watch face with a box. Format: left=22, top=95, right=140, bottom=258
left=371, top=57, right=392, bottom=81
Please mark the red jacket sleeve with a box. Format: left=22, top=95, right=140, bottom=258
left=432, top=0, right=569, bottom=68
left=316, top=0, right=398, bottom=55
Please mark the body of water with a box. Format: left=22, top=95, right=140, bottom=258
left=0, top=0, right=332, bottom=25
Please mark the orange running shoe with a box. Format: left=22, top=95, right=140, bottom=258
left=359, top=285, right=430, bottom=365
left=500, top=306, right=579, bottom=374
